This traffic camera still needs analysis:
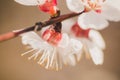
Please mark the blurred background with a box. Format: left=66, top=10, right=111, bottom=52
left=0, top=0, right=120, bottom=80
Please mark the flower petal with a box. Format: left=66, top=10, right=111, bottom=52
left=89, top=46, right=104, bottom=65
left=58, top=38, right=83, bottom=57
left=85, top=41, right=104, bottom=65
left=21, top=31, right=52, bottom=50
left=70, top=39, right=83, bottom=53
left=101, top=4, right=120, bottom=22
left=62, top=18, right=76, bottom=34
left=14, top=0, right=46, bottom=6
left=21, top=31, right=41, bottom=45
left=89, top=30, right=106, bottom=49
left=66, top=0, right=84, bottom=13
left=78, top=11, right=109, bottom=30
left=58, top=33, right=69, bottom=48
left=105, top=0, right=120, bottom=10
left=58, top=37, right=83, bottom=67
left=85, top=40, right=104, bottom=65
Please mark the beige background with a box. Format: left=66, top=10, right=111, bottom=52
left=0, top=0, right=120, bottom=80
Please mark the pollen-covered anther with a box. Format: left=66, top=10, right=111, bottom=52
left=42, top=29, right=62, bottom=45
left=83, top=0, right=102, bottom=13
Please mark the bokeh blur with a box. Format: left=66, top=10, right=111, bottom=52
left=0, top=0, right=120, bottom=80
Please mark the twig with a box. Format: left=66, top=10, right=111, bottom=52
left=0, top=11, right=84, bottom=42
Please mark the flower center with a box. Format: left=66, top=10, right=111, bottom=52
left=82, top=0, right=105, bottom=13
left=71, top=23, right=90, bottom=38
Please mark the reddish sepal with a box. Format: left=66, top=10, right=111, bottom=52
left=71, top=23, right=90, bottom=38
left=42, top=29, right=62, bottom=45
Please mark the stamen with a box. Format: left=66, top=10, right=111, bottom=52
left=21, top=49, right=35, bottom=56
left=55, top=59, right=59, bottom=71
left=28, top=50, right=41, bottom=60
left=82, top=0, right=102, bottom=12
left=50, top=48, right=56, bottom=67
left=45, top=52, right=50, bottom=69
left=38, top=50, right=48, bottom=64
left=34, top=50, right=42, bottom=60
left=59, top=57, right=63, bottom=70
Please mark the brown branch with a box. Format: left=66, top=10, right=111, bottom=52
left=0, top=32, right=17, bottom=42
left=0, top=11, right=84, bottom=42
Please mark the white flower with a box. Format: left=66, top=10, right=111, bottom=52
left=20, top=31, right=83, bottom=70
left=66, top=0, right=120, bottom=30
left=70, top=23, right=105, bottom=65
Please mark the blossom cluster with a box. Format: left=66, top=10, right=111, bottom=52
left=14, top=0, right=120, bottom=70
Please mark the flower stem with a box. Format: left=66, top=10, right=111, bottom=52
left=0, top=11, right=84, bottom=42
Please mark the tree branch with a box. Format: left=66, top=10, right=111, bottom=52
left=0, top=11, right=84, bottom=42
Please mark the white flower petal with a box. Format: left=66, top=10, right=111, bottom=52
left=78, top=11, right=109, bottom=30
left=21, top=31, right=52, bottom=50
left=101, top=4, right=120, bottom=22
left=58, top=38, right=83, bottom=66
left=14, top=0, right=46, bottom=6
left=70, top=39, right=83, bottom=53
left=58, top=33, right=69, bottom=48
left=62, top=18, right=76, bottom=33
left=89, top=46, right=104, bottom=65
left=21, top=31, right=41, bottom=45
left=66, top=0, right=84, bottom=13
left=58, top=38, right=83, bottom=67
left=58, top=38, right=83, bottom=56
left=89, top=30, right=106, bottom=49
left=105, top=0, right=120, bottom=10
left=85, top=40, right=104, bottom=65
